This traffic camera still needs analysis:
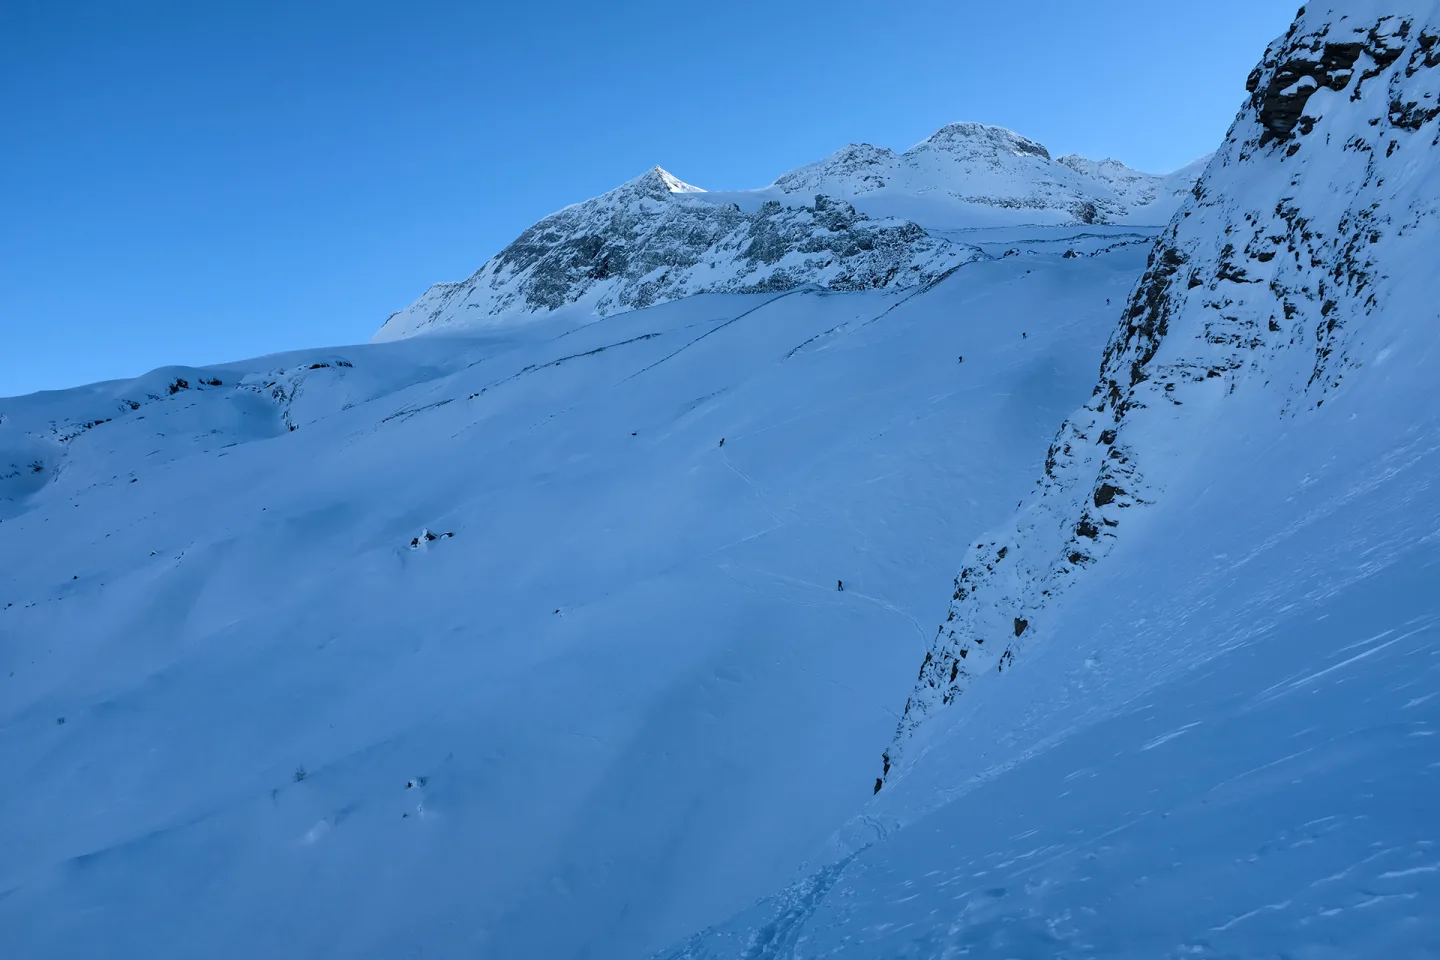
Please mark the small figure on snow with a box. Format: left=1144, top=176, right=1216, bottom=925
left=957, top=355, right=964, bottom=364
left=403, top=776, right=428, bottom=820
left=837, top=579, right=844, bottom=592
left=719, top=437, right=725, bottom=447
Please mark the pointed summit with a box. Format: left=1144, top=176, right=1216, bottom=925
left=652, top=165, right=705, bottom=194
left=618, top=165, right=706, bottom=201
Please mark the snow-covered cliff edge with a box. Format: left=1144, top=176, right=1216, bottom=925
left=881, top=1, right=1440, bottom=784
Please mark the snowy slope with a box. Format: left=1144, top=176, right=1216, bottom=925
left=0, top=234, right=1143, bottom=959
left=378, top=127, right=1205, bottom=341
left=7, top=2, right=1437, bottom=956
left=659, top=3, right=1440, bottom=957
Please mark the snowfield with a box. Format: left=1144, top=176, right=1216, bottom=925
left=1, top=231, right=1143, bottom=958
left=3, top=2, right=1438, bottom=958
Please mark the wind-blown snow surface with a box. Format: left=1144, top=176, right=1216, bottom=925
left=376, top=125, right=1204, bottom=341
left=0, top=232, right=1143, bottom=959
left=663, top=2, right=1440, bottom=957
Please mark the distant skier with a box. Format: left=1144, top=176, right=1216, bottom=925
left=837, top=579, right=844, bottom=592
left=719, top=437, right=725, bottom=447
left=957, top=355, right=963, bottom=364
left=1022, top=332, right=1027, bottom=338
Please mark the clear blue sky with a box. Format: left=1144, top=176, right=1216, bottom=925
left=1, top=0, right=1296, bottom=397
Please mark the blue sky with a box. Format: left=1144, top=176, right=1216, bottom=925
left=1, top=0, right=1297, bottom=397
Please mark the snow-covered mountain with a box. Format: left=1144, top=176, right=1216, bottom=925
left=5, top=2, right=1439, bottom=958
left=764, top=122, right=1205, bottom=228
left=375, top=167, right=983, bottom=342
left=0, top=231, right=1141, bottom=959
left=376, top=124, right=1205, bottom=341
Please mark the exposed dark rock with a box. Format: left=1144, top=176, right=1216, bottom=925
left=1255, top=39, right=1365, bottom=144
left=386, top=172, right=980, bottom=335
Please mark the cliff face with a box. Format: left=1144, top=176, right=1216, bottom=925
left=881, top=2, right=1440, bottom=785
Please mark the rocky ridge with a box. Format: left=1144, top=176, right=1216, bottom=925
left=879, top=1, right=1440, bottom=787
left=376, top=125, right=1207, bottom=341
left=374, top=167, right=983, bottom=341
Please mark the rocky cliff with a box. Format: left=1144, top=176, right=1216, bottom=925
left=880, top=0, right=1440, bottom=786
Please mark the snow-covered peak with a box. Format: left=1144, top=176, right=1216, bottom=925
left=375, top=169, right=983, bottom=341
left=770, top=120, right=1205, bottom=230
left=1055, top=154, right=1140, bottom=180
left=911, top=121, right=1052, bottom=159
left=618, top=165, right=706, bottom=200
left=770, top=143, right=899, bottom=196
left=549, top=165, right=705, bottom=214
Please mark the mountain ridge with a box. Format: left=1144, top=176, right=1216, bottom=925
left=375, top=122, right=1208, bottom=341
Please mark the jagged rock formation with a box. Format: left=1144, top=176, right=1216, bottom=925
left=880, top=1, right=1440, bottom=786
left=374, top=168, right=983, bottom=340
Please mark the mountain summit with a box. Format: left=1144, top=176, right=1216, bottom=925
left=773, top=121, right=1202, bottom=229
left=611, top=165, right=705, bottom=201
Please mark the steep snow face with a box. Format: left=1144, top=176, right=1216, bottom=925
left=0, top=237, right=1146, bottom=960
left=770, top=122, right=1205, bottom=230
left=883, top=1, right=1440, bottom=781
left=374, top=167, right=982, bottom=341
